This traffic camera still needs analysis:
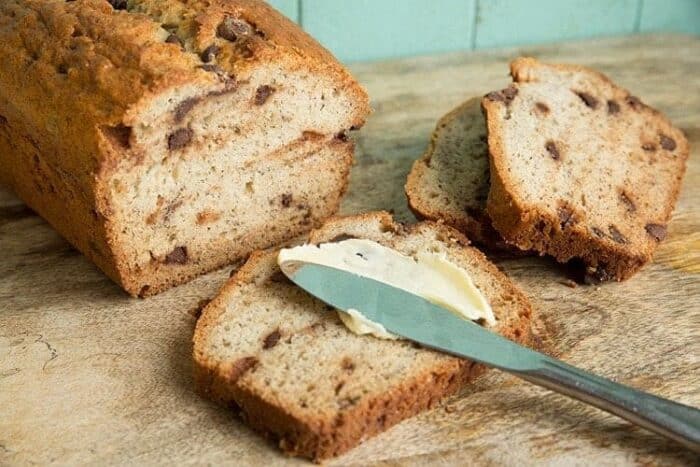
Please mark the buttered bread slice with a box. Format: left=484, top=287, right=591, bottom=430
left=193, top=212, right=533, bottom=461
left=483, top=58, right=688, bottom=281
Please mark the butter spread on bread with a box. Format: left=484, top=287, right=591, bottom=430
left=278, top=238, right=496, bottom=339
left=339, top=308, right=398, bottom=340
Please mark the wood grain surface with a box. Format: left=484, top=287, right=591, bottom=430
left=1, top=34, right=698, bottom=466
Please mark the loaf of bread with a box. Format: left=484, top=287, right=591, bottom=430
left=483, top=58, right=688, bottom=281
left=193, top=211, right=533, bottom=461
left=0, top=0, right=370, bottom=296
left=405, top=98, right=510, bottom=250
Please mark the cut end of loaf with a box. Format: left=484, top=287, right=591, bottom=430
left=193, top=212, right=534, bottom=461
left=107, top=138, right=355, bottom=297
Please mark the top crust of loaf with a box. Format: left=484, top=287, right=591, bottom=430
left=405, top=98, right=510, bottom=250
left=193, top=211, right=533, bottom=461
left=483, top=57, right=689, bottom=281
left=0, top=0, right=370, bottom=182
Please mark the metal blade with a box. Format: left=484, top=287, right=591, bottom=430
left=285, top=262, right=545, bottom=372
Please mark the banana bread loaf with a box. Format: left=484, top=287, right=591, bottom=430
left=0, top=0, right=370, bottom=296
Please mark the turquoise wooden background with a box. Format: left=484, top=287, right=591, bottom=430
left=267, top=0, right=700, bottom=62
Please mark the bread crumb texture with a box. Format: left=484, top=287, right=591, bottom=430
left=406, top=98, right=513, bottom=251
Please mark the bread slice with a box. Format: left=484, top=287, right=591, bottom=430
left=0, top=0, right=369, bottom=296
left=405, top=98, right=510, bottom=250
left=483, top=58, right=689, bottom=281
left=193, top=211, right=533, bottom=461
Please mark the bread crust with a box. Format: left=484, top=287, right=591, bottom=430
left=194, top=346, right=482, bottom=461
left=0, top=1, right=370, bottom=295
left=193, top=211, right=533, bottom=461
left=483, top=58, right=689, bottom=281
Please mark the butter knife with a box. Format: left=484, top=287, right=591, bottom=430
left=282, top=262, right=700, bottom=453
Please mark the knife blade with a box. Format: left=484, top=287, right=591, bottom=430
left=282, top=261, right=700, bottom=452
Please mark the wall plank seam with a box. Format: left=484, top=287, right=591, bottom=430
left=298, top=0, right=303, bottom=27
left=634, top=0, right=644, bottom=32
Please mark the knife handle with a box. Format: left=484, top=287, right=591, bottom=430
left=515, top=356, right=700, bottom=453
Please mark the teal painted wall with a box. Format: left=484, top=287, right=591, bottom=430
left=267, top=0, right=299, bottom=22
left=475, top=0, right=638, bottom=49
left=640, top=0, right=700, bottom=35
left=302, top=0, right=475, bottom=62
left=267, top=0, right=700, bottom=62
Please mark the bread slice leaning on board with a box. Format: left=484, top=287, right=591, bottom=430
left=483, top=57, right=688, bottom=281
left=405, top=97, right=511, bottom=250
left=0, top=0, right=370, bottom=296
left=193, top=211, right=533, bottom=461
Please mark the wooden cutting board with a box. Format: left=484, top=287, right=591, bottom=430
left=1, top=34, right=698, bottom=466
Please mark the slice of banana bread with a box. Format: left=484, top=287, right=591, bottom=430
left=483, top=58, right=688, bottom=281
left=405, top=98, right=510, bottom=249
left=193, top=212, right=533, bottom=461
left=0, top=0, right=370, bottom=296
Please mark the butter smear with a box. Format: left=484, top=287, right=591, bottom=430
left=278, top=238, right=495, bottom=339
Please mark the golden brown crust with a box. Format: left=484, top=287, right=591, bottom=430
left=194, top=348, right=482, bottom=461
left=0, top=110, right=124, bottom=284
left=0, top=0, right=369, bottom=296
left=193, top=212, right=534, bottom=461
left=483, top=57, right=689, bottom=281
